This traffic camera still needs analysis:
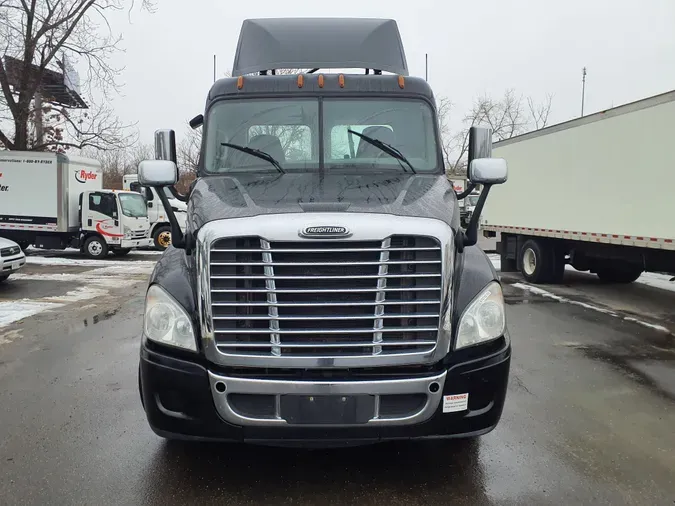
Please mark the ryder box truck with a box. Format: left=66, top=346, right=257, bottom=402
left=0, top=151, right=152, bottom=258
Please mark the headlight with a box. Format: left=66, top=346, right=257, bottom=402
left=123, top=226, right=132, bottom=239
left=455, top=281, right=505, bottom=350
left=144, top=284, right=197, bottom=351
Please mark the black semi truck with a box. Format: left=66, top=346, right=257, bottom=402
left=137, top=18, right=510, bottom=446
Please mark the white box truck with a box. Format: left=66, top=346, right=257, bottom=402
left=481, top=89, right=675, bottom=284
left=0, top=151, right=153, bottom=258
left=122, top=173, right=187, bottom=250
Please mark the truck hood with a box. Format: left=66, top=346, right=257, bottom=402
left=187, top=173, right=458, bottom=231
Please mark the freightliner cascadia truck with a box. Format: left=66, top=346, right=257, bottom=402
left=137, top=18, right=511, bottom=446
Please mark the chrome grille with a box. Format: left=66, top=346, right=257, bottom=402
left=131, top=230, right=147, bottom=239
left=208, top=236, right=442, bottom=357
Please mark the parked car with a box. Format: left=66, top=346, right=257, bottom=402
left=0, top=237, right=26, bottom=282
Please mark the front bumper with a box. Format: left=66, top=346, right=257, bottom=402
left=1, top=254, right=26, bottom=274
left=121, top=238, right=153, bottom=249
left=140, top=339, right=511, bottom=446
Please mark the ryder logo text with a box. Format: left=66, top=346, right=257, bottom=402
left=75, top=170, right=98, bottom=183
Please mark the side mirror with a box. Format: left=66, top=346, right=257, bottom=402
left=138, top=160, right=178, bottom=187
left=468, top=126, right=492, bottom=162
left=155, top=129, right=177, bottom=164
left=468, top=158, right=508, bottom=185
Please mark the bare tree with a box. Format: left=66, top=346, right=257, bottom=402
left=527, top=93, right=553, bottom=130
left=178, top=125, right=201, bottom=175
left=82, top=141, right=152, bottom=189
left=175, top=124, right=200, bottom=193
left=0, top=0, right=153, bottom=152
left=440, top=90, right=554, bottom=175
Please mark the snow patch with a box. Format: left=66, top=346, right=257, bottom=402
left=43, top=286, right=109, bottom=303
left=511, top=282, right=671, bottom=333
left=488, top=254, right=501, bottom=271
left=635, top=272, right=675, bottom=293
left=0, top=300, right=61, bottom=327
left=26, top=256, right=156, bottom=268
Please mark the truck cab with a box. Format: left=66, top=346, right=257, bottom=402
left=79, top=189, right=152, bottom=258
left=122, top=174, right=187, bottom=250
left=136, top=18, right=510, bottom=446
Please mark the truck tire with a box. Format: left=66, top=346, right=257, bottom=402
left=112, top=248, right=132, bottom=257
left=17, top=241, right=30, bottom=251
left=84, top=236, right=108, bottom=259
left=153, top=225, right=172, bottom=250
left=520, top=239, right=552, bottom=283
left=549, top=247, right=566, bottom=284
left=595, top=265, right=643, bottom=284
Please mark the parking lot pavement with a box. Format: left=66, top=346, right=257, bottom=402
left=0, top=249, right=674, bottom=504
left=0, top=249, right=160, bottom=332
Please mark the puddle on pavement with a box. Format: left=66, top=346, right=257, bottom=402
left=503, top=293, right=556, bottom=305
left=83, top=308, right=119, bottom=326
left=61, top=308, right=120, bottom=335
left=578, top=332, right=675, bottom=402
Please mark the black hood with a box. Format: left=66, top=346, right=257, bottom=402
left=187, top=172, right=458, bottom=231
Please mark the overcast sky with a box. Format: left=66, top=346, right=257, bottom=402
left=104, top=0, right=675, bottom=144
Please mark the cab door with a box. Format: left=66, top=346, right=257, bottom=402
left=142, top=186, right=161, bottom=224
left=84, top=192, right=123, bottom=241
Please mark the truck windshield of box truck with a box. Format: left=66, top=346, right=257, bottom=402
left=118, top=193, right=149, bottom=218
left=205, top=98, right=439, bottom=173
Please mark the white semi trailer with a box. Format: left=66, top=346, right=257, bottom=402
left=481, top=89, right=675, bottom=284
left=0, top=152, right=153, bottom=258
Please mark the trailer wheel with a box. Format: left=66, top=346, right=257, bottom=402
left=84, top=236, right=108, bottom=259
left=595, top=265, right=643, bottom=284
left=153, top=225, right=172, bottom=250
left=520, top=239, right=552, bottom=283
left=549, top=247, right=566, bottom=284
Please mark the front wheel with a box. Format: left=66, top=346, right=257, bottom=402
left=153, top=225, right=172, bottom=251
left=84, top=236, right=108, bottom=259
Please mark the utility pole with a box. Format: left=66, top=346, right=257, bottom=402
left=213, top=54, right=217, bottom=83
left=581, top=67, right=587, bottom=117
left=425, top=53, right=428, bottom=82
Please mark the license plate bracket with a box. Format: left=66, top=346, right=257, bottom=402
left=280, top=395, right=375, bottom=425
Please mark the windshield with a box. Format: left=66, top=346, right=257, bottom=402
left=118, top=193, right=148, bottom=218
left=204, top=98, right=440, bottom=174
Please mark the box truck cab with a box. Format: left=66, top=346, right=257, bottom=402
left=0, top=152, right=152, bottom=258
left=122, top=174, right=187, bottom=250
left=136, top=18, right=510, bottom=446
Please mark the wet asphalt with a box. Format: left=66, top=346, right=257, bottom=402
left=1, top=270, right=675, bottom=504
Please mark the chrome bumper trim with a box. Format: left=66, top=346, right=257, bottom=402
left=208, top=370, right=447, bottom=427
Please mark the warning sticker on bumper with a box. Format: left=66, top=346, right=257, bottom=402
left=443, top=393, right=469, bottom=413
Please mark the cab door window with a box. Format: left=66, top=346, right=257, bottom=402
left=89, top=193, right=118, bottom=218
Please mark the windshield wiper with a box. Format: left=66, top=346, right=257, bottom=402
left=221, top=142, right=285, bottom=174
left=347, top=130, right=417, bottom=174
